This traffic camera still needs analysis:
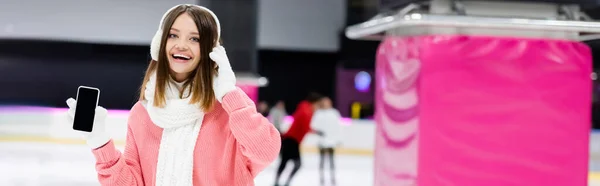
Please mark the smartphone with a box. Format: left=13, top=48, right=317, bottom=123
left=72, top=86, right=100, bottom=132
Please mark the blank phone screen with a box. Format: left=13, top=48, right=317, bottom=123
left=73, top=87, right=99, bottom=132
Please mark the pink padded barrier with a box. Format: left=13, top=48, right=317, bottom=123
left=421, top=36, right=590, bottom=186
left=375, top=36, right=592, bottom=186
left=374, top=37, right=421, bottom=186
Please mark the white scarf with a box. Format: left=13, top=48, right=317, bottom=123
left=142, top=72, right=204, bottom=186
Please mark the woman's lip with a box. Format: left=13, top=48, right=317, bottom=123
left=170, top=57, right=191, bottom=63
left=172, top=54, right=191, bottom=59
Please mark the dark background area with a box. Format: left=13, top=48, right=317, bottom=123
left=0, top=39, right=148, bottom=109
left=257, top=50, right=338, bottom=113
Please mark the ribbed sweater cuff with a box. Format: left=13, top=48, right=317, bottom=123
left=222, top=88, right=251, bottom=112
left=92, top=140, right=120, bottom=163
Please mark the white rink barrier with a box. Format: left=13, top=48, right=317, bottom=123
left=1, top=106, right=599, bottom=157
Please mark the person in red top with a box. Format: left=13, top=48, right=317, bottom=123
left=274, top=92, right=324, bottom=186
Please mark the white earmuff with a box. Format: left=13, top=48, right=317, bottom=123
left=149, top=4, right=221, bottom=61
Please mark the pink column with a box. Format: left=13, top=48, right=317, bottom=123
left=237, top=83, right=259, bottom=104
left=374, top=37, right=421, bottom=186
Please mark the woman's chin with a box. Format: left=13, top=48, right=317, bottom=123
left=169, top=64, right=194, bottom=73
left=169, top=67, right=193, bottom=78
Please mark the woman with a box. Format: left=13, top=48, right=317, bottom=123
left=310, top=97, right=342, bottom=186
left=65, top=4, right=281, bottom=186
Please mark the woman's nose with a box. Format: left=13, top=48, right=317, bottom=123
left=175, top=43, right=188, bottom=50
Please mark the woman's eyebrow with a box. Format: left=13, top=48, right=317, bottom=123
left=171, top=28, right=199, bottom=36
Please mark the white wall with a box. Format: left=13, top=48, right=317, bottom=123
left=279, top=118, right=376, bottom=151
left=0, top=108, right=374, bottom=152
left=258, top=0, right=346, bottom=52
left=3, top=108, right=600, bottom=157
left=0, top=0, right=198, bottom=45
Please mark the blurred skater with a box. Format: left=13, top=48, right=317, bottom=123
left=274, top=92, right=324, bottom=186
left=259, top=101, right=270, bottom=116
left=269, top=100, right=287, bottom=133
left=311, top=97, right=342, bottom=186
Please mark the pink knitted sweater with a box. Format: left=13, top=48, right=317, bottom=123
left=91, top=89, right=281, bottom=186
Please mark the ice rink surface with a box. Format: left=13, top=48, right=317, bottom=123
left=2, top=140, right=600, bottom=186
left=0, top=141, right=372, bottom=186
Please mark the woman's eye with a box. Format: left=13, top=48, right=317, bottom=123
left=168, top=34, right=177, bottom=38
left=190, top=37, right=200, bottom=42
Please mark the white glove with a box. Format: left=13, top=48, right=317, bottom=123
left=209, top=45, right=237, bottom=102
left=66, top=98, right=111, bottom=149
